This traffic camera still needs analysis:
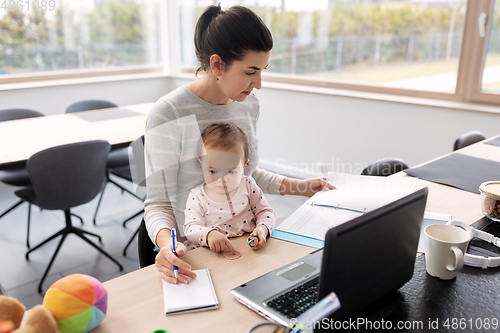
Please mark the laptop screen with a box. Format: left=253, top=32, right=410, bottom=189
left=318, top=187, right=428, bottom=322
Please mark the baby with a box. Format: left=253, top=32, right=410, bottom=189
left=183, top=122, right=275, bottom=253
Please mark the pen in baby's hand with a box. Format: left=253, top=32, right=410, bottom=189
left=171, top=229, right=178, bottom=280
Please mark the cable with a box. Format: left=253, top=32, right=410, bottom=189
left=246, top=321, right=289, bottom=333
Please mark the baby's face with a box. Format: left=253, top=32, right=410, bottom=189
left=200, top=146, right=246, bottom=196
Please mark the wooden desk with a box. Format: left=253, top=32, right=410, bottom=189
left=91, top=135, right=500, bottom=333
left=0, top=103, right=153, bottom=168
left=95, top=228, right=313, bottom=333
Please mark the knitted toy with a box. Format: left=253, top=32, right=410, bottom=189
left=43, top=274, right=107, bottom=333
left=0, top=295, right=57, bottom=333
left=0, top=274, right=107, bottom=333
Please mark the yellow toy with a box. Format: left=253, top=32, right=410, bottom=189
left=0, top=295, right=57, bottom=333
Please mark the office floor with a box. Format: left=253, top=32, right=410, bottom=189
left=0, top=176, right=307, bottom=309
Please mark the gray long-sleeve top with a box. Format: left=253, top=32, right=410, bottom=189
left=144, top=85, right=286, bottom=245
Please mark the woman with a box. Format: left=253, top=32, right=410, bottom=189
left=144, top=4, right=333, bottom=285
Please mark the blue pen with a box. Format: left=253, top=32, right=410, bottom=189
left=171, top=229, right=178, bottom=280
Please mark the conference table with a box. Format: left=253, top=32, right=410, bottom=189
left=89, top=135, right=499, bottom=333
left=0, top=103, right=154, bottom=168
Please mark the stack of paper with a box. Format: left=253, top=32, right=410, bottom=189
left=162, top=268, right=219, bottom=315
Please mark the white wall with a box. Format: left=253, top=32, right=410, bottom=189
left=256, top=88, right=499, bottom=175
left=0, top=77, right=172, bottom=116
left=2, top=76, right=500, bottom=179
left=169, top=77, right=500, bottom=177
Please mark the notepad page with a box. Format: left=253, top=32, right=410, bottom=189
left=162, top=268, right=218, bottom=314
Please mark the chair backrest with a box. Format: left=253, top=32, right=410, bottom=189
left=453, top=130, right=486, bottom=151
left=361, top=158, right=409, bottom=177
left=26, top=140, right=110, bottom=210
left=65, top=99, right=118, bottom=113
left=0, top=107, right=44, bottom=122
left=128, top=135, right=146, bottom=188
left=135, top=136, right=160, bottom=267
left=138, top=218, right=156, bottom=268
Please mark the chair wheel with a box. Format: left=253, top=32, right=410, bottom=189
left=25, top=253, right=30, bottom=260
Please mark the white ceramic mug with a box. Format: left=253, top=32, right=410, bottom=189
left=424, top=223, right=471, bottom=280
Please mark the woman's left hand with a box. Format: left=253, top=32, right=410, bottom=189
left=279, top=177, right=335, bottom=197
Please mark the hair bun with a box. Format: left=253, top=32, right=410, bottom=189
left=194, top=5, right=273, bottom=76
left=214, top=5, right=223, bottom=16
left=209, top=4, right=223, bottom=19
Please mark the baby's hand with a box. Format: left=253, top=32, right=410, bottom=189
left=207, top=230, right=236, bottom=253
left=249, top=225, right=269, bottom=250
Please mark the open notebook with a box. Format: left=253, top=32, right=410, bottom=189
left=272, top=172, right=418, bottom=247
left=162, top=268, right=219, bottom=315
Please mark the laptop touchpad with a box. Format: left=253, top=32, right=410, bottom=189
left=276, top=262, right=316, bottom=281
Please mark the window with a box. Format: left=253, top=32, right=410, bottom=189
left=0, top=0, right=161, bottom=81
left=480, top=1, right=500, bottom=93
left=2, top=0, right=498, bottom=106
left=177, top=0, right=500, bottom=105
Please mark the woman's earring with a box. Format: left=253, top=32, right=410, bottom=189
left=216, top=77, right=220, bottom=81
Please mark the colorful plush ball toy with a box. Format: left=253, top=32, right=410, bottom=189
left=247, top=236, right=259, bottom=248
left=43, top=274, right=107, bottom=333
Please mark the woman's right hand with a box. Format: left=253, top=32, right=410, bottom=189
left=155, top=230, right=197, bottom=284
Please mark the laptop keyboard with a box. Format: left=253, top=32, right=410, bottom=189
left=265, top=277, right=319, bottom=319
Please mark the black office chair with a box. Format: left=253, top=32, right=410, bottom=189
left=453, top=130, right=486, bottom=151
left=65, top=99, right=118, bottom=114
left=138, top=218, right=157, bottom=268
left=110, top=136, right=146, bottom=256
left=113, top=165, right=145, bottom=256
left=0, top=107, right=45, bottom=248
left=65, top=99, right=132, bottom=224
left=361, top=158, right=409, bottom=176
left=15, top=140, right=123, bottom=293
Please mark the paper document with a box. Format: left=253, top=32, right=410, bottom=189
left=275, top=203, right=362, bottom=241
left=275, top=172, right=418, bottom=241
left=307, top=172, right=418, bottom=212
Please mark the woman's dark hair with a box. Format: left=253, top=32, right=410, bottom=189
left=201, top=122, right=250, bottom=163
left=194, top=4, right=273, bottom=76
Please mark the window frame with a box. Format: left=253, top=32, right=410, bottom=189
left=459, top=0, right=500, bottom=105
left=0, top=66, right=163, bottom=85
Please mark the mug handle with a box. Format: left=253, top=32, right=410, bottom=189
left=446, top=246, right=464, bottom=272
